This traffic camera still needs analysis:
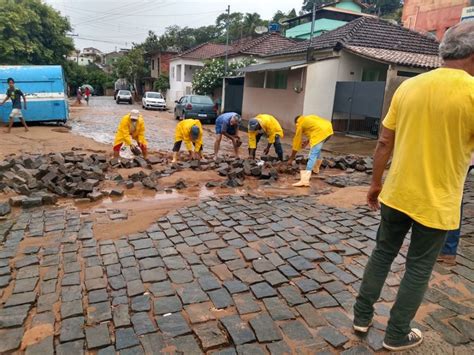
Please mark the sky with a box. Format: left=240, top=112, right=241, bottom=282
left=44, top=0, right=303, bottom=53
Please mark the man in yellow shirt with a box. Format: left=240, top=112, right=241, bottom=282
left=113, top=109, right=147, bottom=158
left=247, top=114, right=284, bottom=161
left=353, top=22, right=474, bottom=352
left=172, top=119, right=203, bottom=162
left=288, top=114, right=333, bottom=187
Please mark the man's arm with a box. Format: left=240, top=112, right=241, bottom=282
left=367, top=127, right=395, bottom=210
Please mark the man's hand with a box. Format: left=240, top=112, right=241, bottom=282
left=367, top=184, right=382, bottom=211
left=287, top=158, right=294, bottom=166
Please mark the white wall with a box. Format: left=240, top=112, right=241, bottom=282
left=168, top=58, right=204, bottom=107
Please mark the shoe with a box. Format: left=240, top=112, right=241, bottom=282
left=353, top=320, right=373, bottom=333
left=437, top=254, right=456, bottom=265
left=383, top=328, right=423, bottom=351
left=292, top=170, right=311, bottom=187
left=313, top=159, right=323, bottom=174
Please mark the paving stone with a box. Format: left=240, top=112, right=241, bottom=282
left=198, top=275, right=221, bottom=291
left=0, top=305, right=30, bottom=328
left=139, top=257, right=164, bottom=270
left=25, top=335, right=54, bottom=355
left=88, top=289, right=108, bottom=304
left=60, top=316, right=85, bottom=343
left=278, top=264, right=300, bottom=278
left=62, top=272, right=80, bottom=286
left=173, top=334, right=203, bottom=354
left=266, top=340, right=292, bottom=355
left=236, top=343, right=265, bottom=355
left=0, top=327, right=24, bottom=352
left=116, top=327, right=140, bottom=350
left=185, top=302, right=216, bottom=324
left=97, top=346, right=116, bottom=355
left=250, top=282, right=278, bottom=299
left=263, top=297, right=294, bottom=321
left=217, top=248, right=240, bottom=261
left=249, top=313, right=283, bottom=342
left=194, top=322, right=229, bottom=350
left=266, top=253, right=285, bottom=267
left=280, top=320, right=313, bottom=341
left=340, top=344, right=374, bottom=355
left=177, top=282, right=209, bottom=304
left=324, top=252, right=343, bottom=265
left=61, top=300, right=84, bottom=319
left=85, top=277, right=107, bottom=291
left=294, top=277, right=321, bottom=293
left=208, top=288, right=234, bottom=309
left=168, top=269, right=193, bottom=284
left=307, top=291, right=339, bottom=309
left=163, top=256, right=187, bottom=270
left=296, top=303, right=327, bottom=328
left=252, top=259, right=276, bottom=273
left=85, top=323, right=111, bottom=349
left=241, top=247, right=261, bottom=261
left=278, top=285, right=306, bottom=306
left=211, top=347, right=237, bottom=355
left=4, top=291, right=36, bottom=307
left=323, top=280, right=346, bottom=295
left=113, top=304, right=131, bottom=328
left=85, top=266, right=103, bottom=280
left=56, top=340, right=84, bottom=355
left=287, top=256, right=314, bottom=271
left=122, top=266, right=141, bottom=282
left=131, top=312, right=157, bottom=335
left=155, top=313, right=191, bottom=337
left=299, top=249, right=324, bottom=261
left=320, top=262, right=339, bottom=274
left=127, top=279, right=145, bottom=297
left=13, top=277, right=39, bottom=293
left=154, top=295, right=183, bottom=315
left=223, top=279, right=249, bottom=294
left=87, top=301, right=112, bottom=324
left=233, top=268, right=263, bottom=284
left=318, top=326, right=349, bottom=348
left=366, top=327, right=384, bottom=351
left=425, top=315, right=469, bottom=345
left=106, top=264, right=121, bottom=277
left=276, top=247, right=297, bottom=260
left=220, top=315, right=256, bottom=345
left=148, top=280, right=175, bottom=297
left=323, top=309, right=352, bottom=328
left=140, top=268, right=167, bottom=283
left=140, top=333, right=166, bottom=354
left=233, top=293, right=261, bottom=315
left=449, top=317, right=474, bottom=341
left=439, top=298, right=474, bottom=315
left=16, top=265, right=39, bottom=279
left=40, top=279, right=57, bottom=295
left=131, top=294, right=151, bottom=312
left=109, top=275, right=126, bottom=290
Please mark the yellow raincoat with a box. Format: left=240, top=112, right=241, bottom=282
left=113, top=113, right=147, bottom=147
left=292, top=115, right=333, bottom=151
left=175, top=119, right=203, bottom=151
left=248, top=114, right=284, bottom=149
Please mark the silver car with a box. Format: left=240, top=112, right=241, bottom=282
left=116, top=90, right=133, bottom=105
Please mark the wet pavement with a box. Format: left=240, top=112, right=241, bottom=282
left=0, top=173, right=472, bottom=354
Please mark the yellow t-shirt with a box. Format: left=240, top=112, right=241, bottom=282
left=292, top=115, right=333, bottom=151
left=248, top=114, right=284, bottom=149
left=379, top=68, right=474, bottom=230
left=175, top=119, right=203, bottom=151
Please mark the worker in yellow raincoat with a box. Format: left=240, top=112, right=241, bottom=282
left=247, top=114, right=284, bottom=161
left=288, top=114, right=333, bottom=187
left=113, top=109, right=148, bottom=158
left=172, top=119, right=203, bottom=162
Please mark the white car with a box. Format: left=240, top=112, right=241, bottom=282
left=116, top=90, right=133, bottom=105
left=142, top=92, right=166, bottom=110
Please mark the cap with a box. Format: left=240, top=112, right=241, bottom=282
left=190, top=125, right=200, bottom=140
left=248, top=118, right=260, bottom=132
left=130, top=109, right=140, bottom=120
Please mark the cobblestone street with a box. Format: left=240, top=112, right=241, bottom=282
left=0, top=176, right=473, bottom=354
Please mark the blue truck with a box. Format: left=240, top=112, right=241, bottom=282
left=0, top=65, right=69, bottom=124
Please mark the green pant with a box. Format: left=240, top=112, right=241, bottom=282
left=354, top=203, right=447, bottom=344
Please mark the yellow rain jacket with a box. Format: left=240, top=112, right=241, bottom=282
left=175, top=119, right=203, bottom=151
left=292, top=115, right=333, bottom=151
left=114, top=114, right=147, bottom=147
left=248, top=114, right=284, bottom=149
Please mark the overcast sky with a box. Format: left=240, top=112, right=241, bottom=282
left=44, top=0, right=302, bottom=52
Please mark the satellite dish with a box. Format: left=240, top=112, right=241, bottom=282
left=255, top=26, right=269, bottom=34
left=278, top=17, right=289, bottom=26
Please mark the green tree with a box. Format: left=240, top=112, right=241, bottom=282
left=301, top=0, right=327, bottom=12
left=0, top=0, right=74, bottom=64
left=192, top=58, right=255, bottom=95
left=153, top=74, right=170, bottom=94
left=113, top=46, right=148, bottom=95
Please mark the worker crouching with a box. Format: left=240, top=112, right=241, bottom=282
left=247, top=114, right=284, bottom=161
left=172, top=119, right=203, bottom=162
left=288, top=115, right=333, bottom=187
left=113, top=109, right=148, bottom=159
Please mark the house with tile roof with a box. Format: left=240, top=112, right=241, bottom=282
left=237, top=17, right=441, bottom=137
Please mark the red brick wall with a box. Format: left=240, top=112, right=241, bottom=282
left=402, top=0, right=470, bottom=40
left=159, top=52, right=175, bottom=76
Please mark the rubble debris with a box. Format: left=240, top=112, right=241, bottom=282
left=174, top=179, right=187, bottom=190
left=0, top=202, right=11, bottom=216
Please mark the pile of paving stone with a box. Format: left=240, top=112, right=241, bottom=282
left=322, top=155, right=373, bottom=173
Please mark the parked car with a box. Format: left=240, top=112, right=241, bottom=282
left=116, top=90, right=133, bottom=104
left=142, top=91, right=166, bottom=110
left=174, top=95, right=217, bottom=123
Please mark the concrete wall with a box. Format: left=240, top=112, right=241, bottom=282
left=303, top=51, right=388, bottom=120
left=402, top=0, right=470, bottom=40
left=241, top=67, right=306, bottom=131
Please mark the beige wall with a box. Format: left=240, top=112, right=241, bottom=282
left=241, top=68, right=306, bottom=131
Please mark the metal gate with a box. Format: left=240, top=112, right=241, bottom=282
left=223, top=77, right=244, bottom=115
left=332, top=81, right=386, bottom=138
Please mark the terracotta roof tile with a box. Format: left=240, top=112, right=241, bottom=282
left=176, top=42, right=232, bottom=60
left=215, top=33, right=297, bottom=58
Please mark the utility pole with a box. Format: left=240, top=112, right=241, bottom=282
left=307, top=1, right=316, bottom=62
left=224, top=5, right=230, bottom=75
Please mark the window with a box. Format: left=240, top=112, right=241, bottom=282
left=248, top=72, right=265, bottom=88
left=265, top=70, right=288, bottom=89
left=171, top=66, right=175, bottom=79
left=156, top=58, right=161, bottom=74
left=190, top=95, right=213, bottom=104
left=151, top=59, right=155, bottom=70
left=362, top=69, right=380, bottom=82
left=177, top=65, right=182, bottom=81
